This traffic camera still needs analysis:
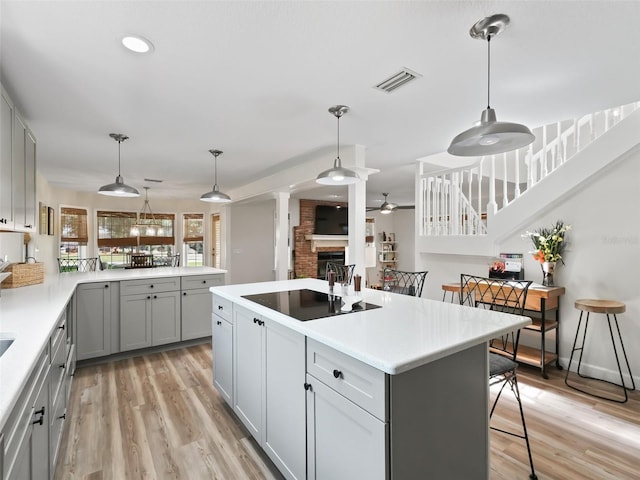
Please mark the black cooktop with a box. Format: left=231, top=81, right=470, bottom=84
left=242, top=289, right=381, bottom=321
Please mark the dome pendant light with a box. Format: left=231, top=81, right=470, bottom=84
left=201, top=149, right=231, bottom=203
left=448, top=14, right=535, bottom=157
left=98, top=133, right=140, bottom=197
left=316, top=105, right=360, bottom=185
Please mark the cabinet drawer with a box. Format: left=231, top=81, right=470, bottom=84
left=50, top=380, right=67, bottom=469
left=50, top=327, right=67, bottom=401
left=307, top=338, right=387, bottom=421
left=181, top=274, right=224, bottom=291
left=121, top=276, right=180, bottom=295
left=212, top=294, right=232, bottom=322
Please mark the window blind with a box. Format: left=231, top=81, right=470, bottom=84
left=60, top=207, right=88, bottom=244
left=183, top=213, right=204, bottom=242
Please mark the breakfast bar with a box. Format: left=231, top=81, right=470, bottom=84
left=211, top=278, right=531, bottom=479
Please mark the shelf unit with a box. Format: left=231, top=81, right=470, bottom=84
left=378, top=238, right=397, bottom=285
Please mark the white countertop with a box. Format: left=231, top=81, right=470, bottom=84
left=0, top=266, right=226, bottom=431
left=211, top=278, right=531, bottom=375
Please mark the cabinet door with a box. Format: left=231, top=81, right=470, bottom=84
left=181, top=288, right=213, bottom=340
left=233, top=305, right=264, bottom=441
left=212, top=314, right=233, bottom=405
left=306, top=375, right=387, bottom=480
left=76, top=283, right=112, bottom=360
left=151, top=291, right=180, bottom=346
left=24, top=129, right=36, bottom=231
left=0, top=90, right=13, bottom=228
left=12, top=112, right=26, bottom=230
left=31, top=371, right=49, bottom=480
left=264, top=320, right=306, bottom=480
left=120, top=293, right=151, bottom=351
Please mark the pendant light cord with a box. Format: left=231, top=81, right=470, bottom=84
left=487, top=34, right=491, bottom=109
left=336, top=113, right=341, bottom=165
left=117, top=138, right=122, bottom=176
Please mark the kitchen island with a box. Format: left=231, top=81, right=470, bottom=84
left=211, top=278, right=531, bottom=480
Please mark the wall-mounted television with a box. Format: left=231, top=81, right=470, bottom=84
left=314, top=205, right=348, bottom=235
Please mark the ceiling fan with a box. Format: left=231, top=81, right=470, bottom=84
left=367, top=193, right=414, bottom=214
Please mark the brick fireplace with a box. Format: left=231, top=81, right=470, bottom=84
left=293, top=199, right=347, bottom=278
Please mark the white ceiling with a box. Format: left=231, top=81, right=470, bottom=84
left=1, top=1, right=639, bottom=209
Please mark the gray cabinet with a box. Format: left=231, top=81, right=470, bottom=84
left=76, top=282, right=118, bottom=360
left=1, top=348, right=49, bottom=480
left=232, top=304, right=306, bottom=480
left=0, top=85, right=36, bottom=232
left=1, top=88, right=14, bottom=228
left=212, top=295, right=233, bottom=406
left=181, top=274, right=224, bottom=340
left=305, top=340, right=387, bottom=480
left=120, top=278, right=180, bottom=351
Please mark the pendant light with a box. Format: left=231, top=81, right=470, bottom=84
left=448, top=14, right=535, bottom=157
left=98, top=133, right=140, bottom=197
left=201, top=149, right=231, bottom=203
left=316, top=105, right=359, bottom=185
left=131, top=187, right=163, bottom=236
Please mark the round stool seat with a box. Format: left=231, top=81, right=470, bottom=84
left=575, top=299, right=625, bottom=314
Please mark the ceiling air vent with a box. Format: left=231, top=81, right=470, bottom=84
left=374, top=68, right=422, bottom=93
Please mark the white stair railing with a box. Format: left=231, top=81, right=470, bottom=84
left=420, top=101, right=640, bottom=237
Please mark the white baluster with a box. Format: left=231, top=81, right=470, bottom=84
left=488, top=155, right=497, bottom=215
left=514, top=149, right=521, bottom=198
left=478, top=159, right=483, bottom=231
left=502, top=153, right=508, bottom=208
left=467, top=168, right=473, bottom=234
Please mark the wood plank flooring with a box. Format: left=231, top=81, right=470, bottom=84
left=55, top=343, right=640, bottom=479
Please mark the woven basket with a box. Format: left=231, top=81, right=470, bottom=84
left=1, top=262, right=45, bottom=288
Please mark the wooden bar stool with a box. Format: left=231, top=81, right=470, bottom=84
left=441, top=282, right=461, bottom=303
left=565, top=299, right=636, bottom=403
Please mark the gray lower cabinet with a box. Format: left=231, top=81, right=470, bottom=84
left=181, top=274, right=224, bottom=340
left=75, top=282, right=118, bottom=360
left=212, top=294, right=233, bottom=406
left=232, top=304, right=306, bottom=480
left=2, top=345, right=50, bottom=480
left=120, top=278, right=180, bottom=351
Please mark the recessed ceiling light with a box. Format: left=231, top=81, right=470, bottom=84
left=122, top=35, right=154, bottom=54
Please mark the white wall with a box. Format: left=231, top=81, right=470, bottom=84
left=228, top=199, right=275, bottom=285
left=417, top=151, right=640, bottom=385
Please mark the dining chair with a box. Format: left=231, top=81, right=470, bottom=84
left=57, top=257, right=100, bottom=272
left=129, top=254, right=155, bottom=268
left=382, top=267, right=428, bottom=297
left=459, top=274, right=537, bottom=480
left=326, top=262, right=355, bottom=285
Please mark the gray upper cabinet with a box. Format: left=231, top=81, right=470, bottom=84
left=1, top=88, right=14, bottom=228
left=0, top=85, right=36, bottom=232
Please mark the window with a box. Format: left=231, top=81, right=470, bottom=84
left=212, top=213, right=221, bottom=268
left=60, top=207, right=88, bottom=259
left=183, top=213, right=204, bottom=267
left=97, top=211, right=137, bottom=268
left=139, top=213, right=175, bottom=262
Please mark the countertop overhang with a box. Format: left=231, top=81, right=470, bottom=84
left=211, top=278, right=531, bottom=376
left=0, top=266, right=226, bottom=430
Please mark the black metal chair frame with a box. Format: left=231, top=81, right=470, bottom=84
left=564, top=309, right=636, bottom=403
left=129, top=254, right=155, bottom=268
left=459, top=274, right=537, bottom=480
left=153, top=253, right=181, bottom=267
left=382, top=268, right=428, bottom=297
left=57, top=257, right=100, bottom=272
left=326, top=262, right=355, bottom=285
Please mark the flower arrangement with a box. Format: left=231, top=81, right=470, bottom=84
left=523, top=220, right=572, bottom=264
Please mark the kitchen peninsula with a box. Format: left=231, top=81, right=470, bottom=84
left=0, top=266, right=225, bottom=480
left=210, top=278, right=531, bottom=480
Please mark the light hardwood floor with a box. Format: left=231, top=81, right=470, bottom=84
left=55, top=343, right=639, bottom=479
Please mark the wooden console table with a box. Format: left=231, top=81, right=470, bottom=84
left=442, top=282, right=566, bottom=378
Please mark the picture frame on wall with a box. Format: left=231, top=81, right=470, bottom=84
left=47, top=207, right=55, bottom=236
left=39, top=202, right=48, bottom=235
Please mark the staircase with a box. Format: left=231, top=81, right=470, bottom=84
left=416, top=101, right=640, bottom=256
